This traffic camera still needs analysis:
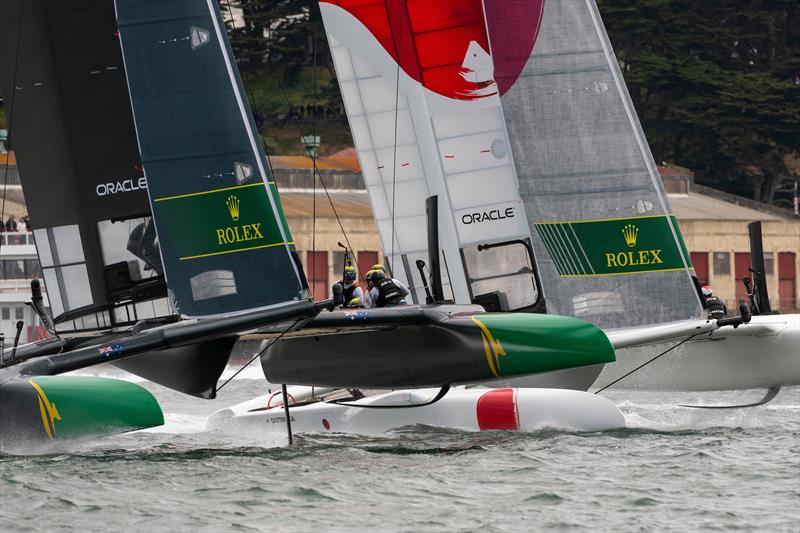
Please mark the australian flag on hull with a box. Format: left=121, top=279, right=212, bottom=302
left=115, top=0, right=307, bottom=317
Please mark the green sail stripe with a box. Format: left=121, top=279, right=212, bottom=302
left=541, top=223, right=576, bottom=275
left=535, top=224, right=569, bottom=275
left=543, top=224, right=574, bottom=275
left=554, top=223, right=587, bottom=275
left=548, top=223, right=579, bottom=274
left=269, top=182, right=294, bottom=242
left=568, top=224, right=596, bottom=274
left=154, top=182, right=269, bottom=203
left=537, top=215, right=693, bottom=277
left=180, top=240, right=294, bottom=261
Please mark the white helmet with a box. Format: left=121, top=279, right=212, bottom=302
left=701, top=285, right=713, bottom=297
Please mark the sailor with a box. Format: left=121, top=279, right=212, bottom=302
left=369, top=263, right=411, bottom=303
left=701, top=285, right=727, bottom=320
left=365, top=269, right=409, bottom=308
left=332, top=265, right=364, bottom=308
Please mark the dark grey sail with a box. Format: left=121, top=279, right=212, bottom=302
left=114, top=0, right=307, bottom=317
left=492, top=0, right=704, bottom=329
left=0, top=0, right=169, bottom=331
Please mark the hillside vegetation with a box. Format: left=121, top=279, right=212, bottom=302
left=228, top=0, right=798, bottom=208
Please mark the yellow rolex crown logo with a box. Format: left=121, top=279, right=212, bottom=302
left=622, top=224, right=638, bottom=247
left=226, top=195, right=240, bottom=221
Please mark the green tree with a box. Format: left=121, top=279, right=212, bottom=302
left=226, top=0, right=330, bottom=82
left=598, top=0, right=800, bottom=207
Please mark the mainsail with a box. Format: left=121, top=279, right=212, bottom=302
left=114, top=0, right=308, bottom=317
left=0, top=0, right=169, bottom=330
left=320, top=0, right=703, bottom=328
left=319, top=0, right=543, bottom=311
left=498, top=0, right=702, bottom=328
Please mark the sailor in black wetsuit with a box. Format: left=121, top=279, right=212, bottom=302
left=332, top=265, right=364, bottom=308
left=366, top=269, right=409, bottom=308
left=702, top=285, right=727, bottom=320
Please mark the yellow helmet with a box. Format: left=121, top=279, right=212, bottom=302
left=343, top=265, right=356, bottom=282
left=365, top=269, right=384, bottom=283
left=371, top=263, right=385, bottom=272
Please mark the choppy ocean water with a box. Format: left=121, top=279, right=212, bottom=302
left=1, top=367, right=798, bottom=532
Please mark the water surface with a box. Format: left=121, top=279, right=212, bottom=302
left=1, top=370, right=798, bottom=532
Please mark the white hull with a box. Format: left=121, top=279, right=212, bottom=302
left=207, top=387, right=625, bottom=436
left=600, top=314, right=800, bottom=391
left=501, top=314, right=800, bottom=391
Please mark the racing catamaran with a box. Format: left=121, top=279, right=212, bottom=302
left=0, top=0, right=629, bottom=447
left=311, top=0, right=799, bottom=397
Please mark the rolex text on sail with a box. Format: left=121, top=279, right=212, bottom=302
left=534, top=215, right=692, bottom=277
left=215, top=195, right=265, bottom=246
left=152, top=183, right=289, bottom=262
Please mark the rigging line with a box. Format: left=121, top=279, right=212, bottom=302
left=389, top=56, right=401, bottom=276
left=310, top=19, right=319, bottom=287
left=215, top=316, right=307, bottom=394
left=593, top=334, right=698, bottom=394
left=229, top=1, right=363, bottom=287
left=385, top=7, right=405, bottom=277
left=0, top=0, right=25, bottom=256
left=263, top=51, right=364, bottom=287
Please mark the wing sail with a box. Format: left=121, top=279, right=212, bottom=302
left=0, top=0, right=170, bottom=330
left=320, top=0, right=703, bottom=326
left=320, top=0, right=543, bottom=311
left=115, top=0, right=308, bottom=317
left=494, top=0, right=703, bottom=328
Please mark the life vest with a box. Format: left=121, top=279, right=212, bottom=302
left=342, top=282, right=360, bottom=305
left=376, top=279, right=404, bottom=307
left=705, top=295, right=727, bottom=320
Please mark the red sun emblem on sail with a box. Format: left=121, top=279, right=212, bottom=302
left=320, top=0, right=545, bottom=100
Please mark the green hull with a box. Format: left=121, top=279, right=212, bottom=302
left=0, top=376, right=163, bottom=450
left=262, top=306, right=616, bottom=388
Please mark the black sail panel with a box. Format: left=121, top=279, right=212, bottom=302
left=114, top=0, right=307, bottom=317
left=0, top=0, right=167, bottom=328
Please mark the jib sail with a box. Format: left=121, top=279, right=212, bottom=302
left=0, top=0, right=170, bottom=330
left=114, top=0, right=308, bottom=317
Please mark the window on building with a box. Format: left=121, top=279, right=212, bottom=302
left=713, top=252, right=730, bottom=275
left=14, top=307, right=23, bottom=320
left=358, top=251, right=379, bottom=276
left=763, top=253, right=774, bottom=275
left=332, top=251, right=347, bottom=281
left=0, top=259, right=25, bottom=279
left=306, top=251, right=329, bottom=300
left=1, top=307, right=9, bottom=320
left=778, top=252, right=797, bottom=310
left=691, top=252, right=709, bottom=284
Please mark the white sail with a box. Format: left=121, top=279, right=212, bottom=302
left=320, top=1, right=542, bottom=310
